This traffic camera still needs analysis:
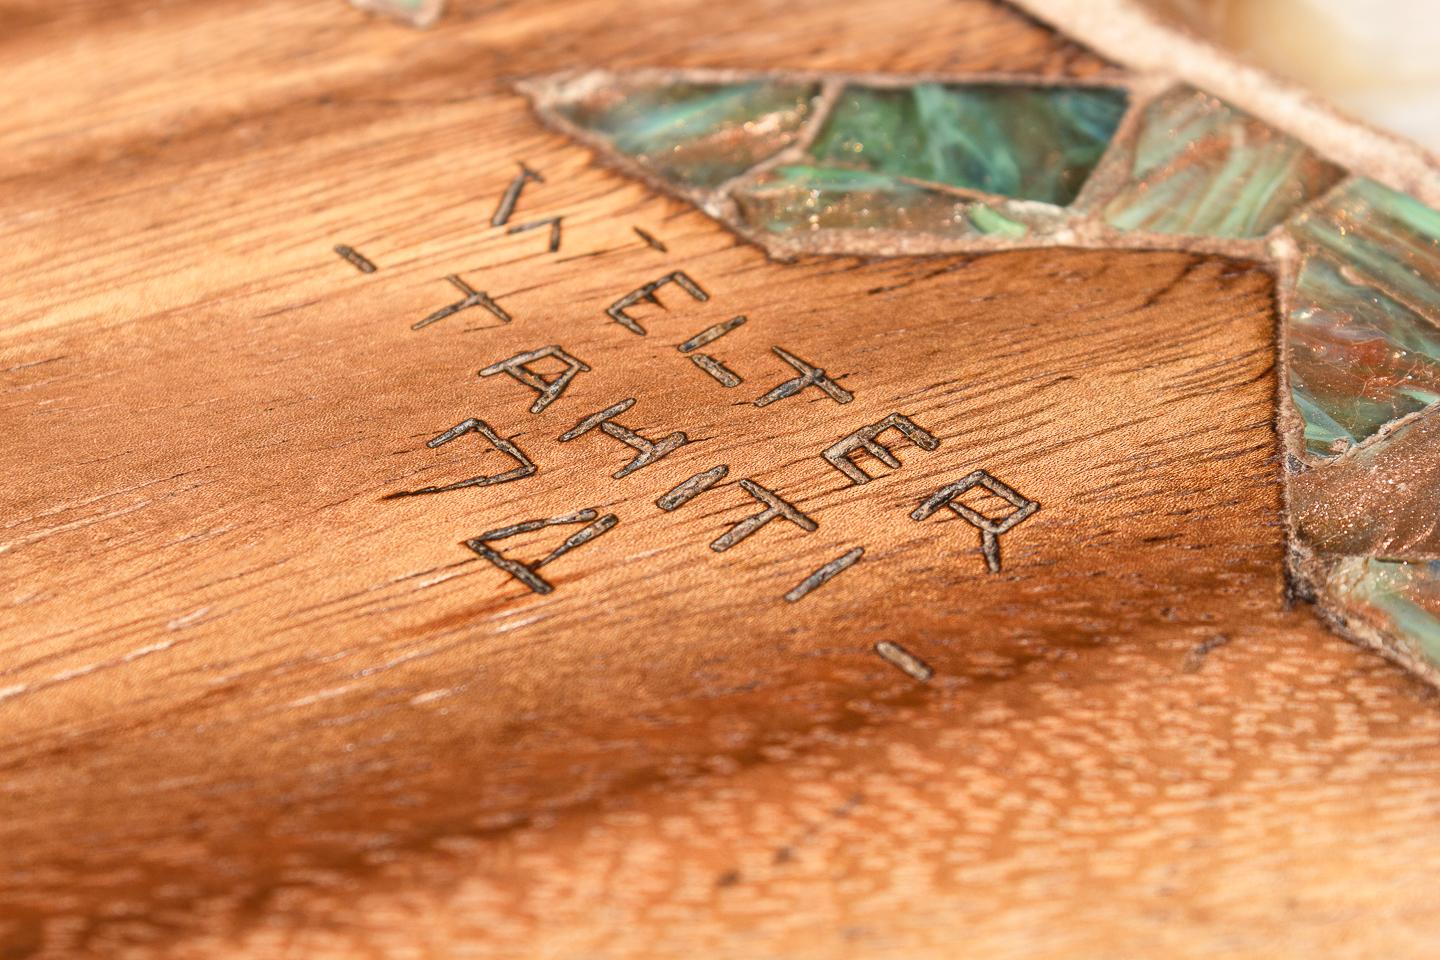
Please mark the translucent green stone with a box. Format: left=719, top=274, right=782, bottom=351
left=555, top=81, right=819, bottom=190
left=807, top=83, right=1128, bottom=206
left=1292, top=178, right=1440, bottom=314
left=1102, top=87, right=1343, bottom=238
left=732, top=165, right=1038, bottom=239
left=1291, top=410, right=1440, bottom=561
left=1332, top=558, right=1440, bottom=667
left=1285, top=179, right=1440, bottom=456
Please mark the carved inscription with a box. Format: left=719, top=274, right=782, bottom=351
left=333, top=244, right=377, bottom=273
left=607, top=271, right=710, bottom=335
left=490, top=162, right=544, bottom=227
left=784, top=547, right=864, bottom=603
left=632, top=226, right=667, bottom=252
left=414, top=274, right=512, bottom=331
left=367, top=156, right=1056, bottom=614
left=754, top=346, right=853, bottom=407
left=676, top=315, right=747, bottom=387
left=678, top=315, right=747, bottom=354
left=385, top=418, right=535, bottom=499
left=690, top=353, right=742, bottom=387
left=911, top=470, right=1039, bottom=573
left=656, top=465, right=729, bottom=511
left=711, top=479, right=817, bottom=552
left=464, top=509, right=618, bottom=595
left=823, top=413, right=939, bottom=485
left=507, top=216, right=563, bottom=252
left=479, top=345, right=590, bottom=414
left=874, top=641, right=933, bottom=682
left=558, top=398, right=688, bottom=479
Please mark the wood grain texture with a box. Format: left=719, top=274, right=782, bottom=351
left=4, top=1, right=1440, bottom=958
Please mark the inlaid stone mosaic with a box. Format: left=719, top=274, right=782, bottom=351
left=1101, top=86, right=1344, bottom=239
left=1285, top=178, right=1440, bottom=457
left=1291, top=411, right=1440, bottom=561
left=732, top=165, right=1046, bottom=239
left=1330, top=558, right=1440, bottom=668
left=553, top=79, right=820, bottom=190
left=805, top=83, right=1127, bottom=206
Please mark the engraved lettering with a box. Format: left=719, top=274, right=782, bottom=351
left=754, top=346, right=853, bottom=407
left=558, top=398, right=688, bottom=479
left=784, top=547, right=864, bottom=602
left=479, top=345, right=590, bottom=414
left=607, top=271, right=709, bottom=335
left=414, top=274, right=512, bottom=331
left=678, top=315, right=747, bottom=353
left=384, top=418, right=535, bottom=498
left=690, top=353, right=742, bottom=387
left=710, top=479, right=817, bottom=552
left=822, top=413, right=939, bottom=485
left=656, top=465, right=729, bottom=511
left=490, top=163, right=544, bottom=227
left=874, top=641, right=933, bottom=682
left=464, top=508, right=617, bottom=595
left=911, top=470, right=1039, bottom=573
left=507, top=216, right=563, bottom=252
left=633, top=226, right=667, bottom=252
left=334, top=245, right=377, bottom=273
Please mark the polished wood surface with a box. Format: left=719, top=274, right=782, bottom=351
left=4, top=1, right=1440, bottom=957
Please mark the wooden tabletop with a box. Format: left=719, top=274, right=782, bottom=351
left=3, top=1, right=1440, bottom=957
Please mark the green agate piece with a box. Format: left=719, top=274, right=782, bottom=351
left=807, top=83, right=1127, bottom=206
left=556, top=80, right=819, bottom=189
left=1285, top=179, right=1440, bottom=456
left=1103, top=87, right=1343, bottom=238
left=733, top=165, right=1037, bottom=239
left=1292, top=178, right=1440, bottom=316
left=1332, top=558, right=1440, bottom=668
left=1290, top=410, right=1440, bottom=562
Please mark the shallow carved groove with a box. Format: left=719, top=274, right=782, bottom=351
left=7, top=0, right=1440, bottom=957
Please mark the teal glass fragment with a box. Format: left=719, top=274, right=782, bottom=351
left=1102, top=87, right=1343, bottom=238
left=807, top=83, right=1128, bottom=206
left=1333, top=558, right=1440, bottom=667
left=1285, top=178, right=1440, bottom=456
left=555, top=80, right=820, bottom=189
left=1292, top=179, right=1440, bottom=315
left=732, top=165, right=1039, bottom=239
left=1290, top=410, right=1440, bottom=562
